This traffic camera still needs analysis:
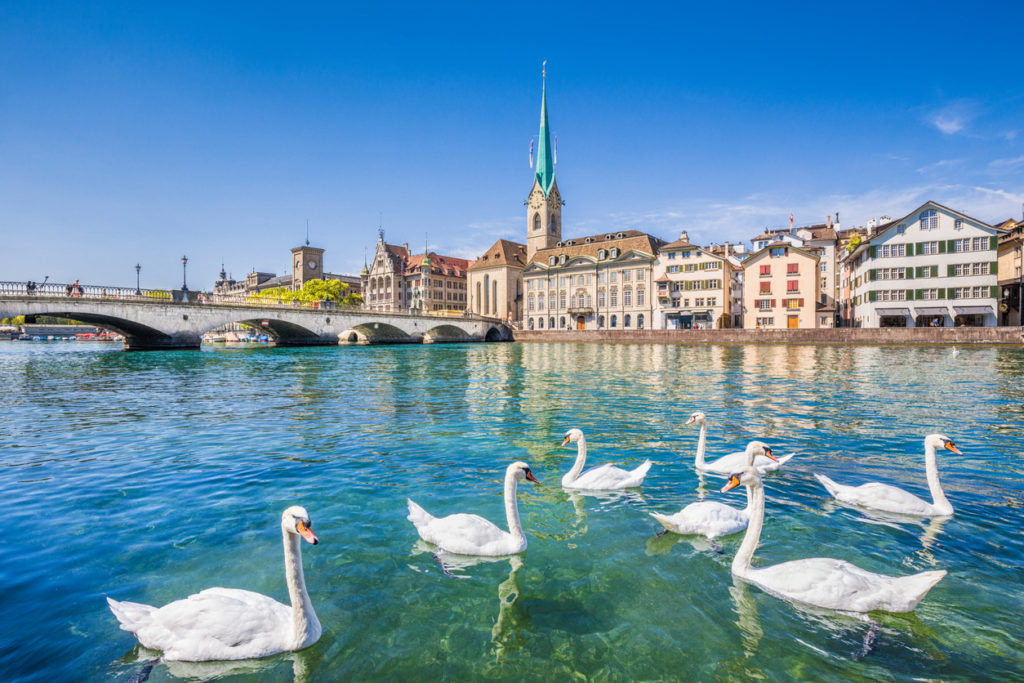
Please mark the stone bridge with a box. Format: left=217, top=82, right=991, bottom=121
left=0, top=286, right=512, bottom=350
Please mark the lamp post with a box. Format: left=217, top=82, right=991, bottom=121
left=135, top=264, right=141, bottom=295
left=181, top=255, right=188, bottom=291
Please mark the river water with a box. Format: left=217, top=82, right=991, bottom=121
left=0, top=341, right=1021, bottom=681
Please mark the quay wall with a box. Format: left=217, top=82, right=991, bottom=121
left=513, top=327, right=1024, bottom=345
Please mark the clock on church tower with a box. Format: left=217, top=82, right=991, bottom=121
left=290, top=244, right=325, bottom=289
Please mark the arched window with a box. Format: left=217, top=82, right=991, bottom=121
left=610, top=315, right=618, bottom=328
left=560, top=317, right=566, bottom=329
left=483, top=274, right=490, bottom=315
left=529, top=318, right=535, bottom=330
left=533, top=213, right=542, bottom=232
left=559, top=254, right=567, bottom=265
left=475, top=282, right=482, bottom=313
left=538, top=317, right=544, bottom=329
left=610, top=247, right=619, bottom=258
left=549, top=256, right=556, bottom=266
left=624, top=314, right=632, bottom=328
left=637, top=314, right=645, bottom=329
left=598, top=249, right=607, bottom=260
left=492, top=281, right=498, bottom=316
left=550, top=216, right=558, bottom=233
left=549, top=317, right=555, bottom=329
left=598, top=315, right=605, bottom=328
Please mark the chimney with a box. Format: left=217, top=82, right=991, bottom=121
left=724, top=241, right=731, bottom=256
left=680, top=230, right=689, bottom=243
left=403, top=242, right=409, bottom=254
left=826, top=215, right=832, bottom=230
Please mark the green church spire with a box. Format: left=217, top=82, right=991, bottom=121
left=535, top=61, right=555, bottom=197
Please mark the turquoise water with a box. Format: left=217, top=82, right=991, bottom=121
left=1, top=341, right=1022, bottom=681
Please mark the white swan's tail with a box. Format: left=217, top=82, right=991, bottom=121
left=774, top=452, right=797, bottom=466
left=628, top=459, right=652, bottom=486
left=406, top=498, right=435, bottom=528
left=892, top=570, right=947, bottom=611
left=649, top=512, right=676, bottom=531
left=107, top=597, right=156, bottom=633
left=813, top=473, right=844, bottom=498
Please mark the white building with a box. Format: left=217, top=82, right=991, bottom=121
left=844, top=201, right=1005, bottom=327
left=652, top=233, right=740, bottom=329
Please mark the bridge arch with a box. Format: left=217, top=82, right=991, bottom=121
left=345, top=322, right=419, bottom=344
left=422, top=324, right=472, bottom=344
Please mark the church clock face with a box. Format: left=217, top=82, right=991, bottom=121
left=308, top=261, right=318, bottom=270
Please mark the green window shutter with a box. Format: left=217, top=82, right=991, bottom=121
left=869, top=269, right=877, bottom=281
left=906, top=267, right=914, bottom=280
left=915, top=242, right=924, bottom=256
left=943, top=240, right=952, bottom=253
left=991, top=261, right=998, bottom=275
left=915, top=289, right=924, bottom=300
left=931, top=265, right=938, bottom=278
left=906, top=289, right=914, bottom=300
left=869, top=246, right=877, bottom=259
left=938, top=288, right=946, bottom=299
left=990, top=235, right=998, bottom=250
left=991, top=285, right=999, bottom=298
left=915, top=266, right=923, bottom=278
left=947, top=264, right=955, bottom=277
left=868, top=291, right=877, bottom=302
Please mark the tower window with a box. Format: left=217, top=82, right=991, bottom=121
left=533, top=213, right=542, bottom=232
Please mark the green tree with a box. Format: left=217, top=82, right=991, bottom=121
left=248, top=279, right=363, bottom=306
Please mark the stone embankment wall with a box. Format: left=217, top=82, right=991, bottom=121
left=513, top=327, right=1024, bottom=345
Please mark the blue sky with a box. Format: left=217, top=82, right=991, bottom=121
left=2, top=1, right=1022, bottom=289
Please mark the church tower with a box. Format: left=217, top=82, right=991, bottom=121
left=291, top=241, right=324, bottom=290
left=526, top=63, right=562, bottom=261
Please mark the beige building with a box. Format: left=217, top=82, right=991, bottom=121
left=362, top=231, right=468, bottom=312
left=996, top=218, right=1023, bottom=326
left=742, top=244, right=821, bottom=329
left=652, top=232, right=738, bottom=329
left=524, top=230, right=664, bottom=330
left=467, top=239, right=527, bottom=321
left=213, top=242, right=361, bottom=299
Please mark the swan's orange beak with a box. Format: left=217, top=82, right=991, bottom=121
left=561, top=435, right=570, bottom=446
left=525, top=469, right=540, bottom=484
left=945, top=441, right=962, bottom=455
left=763, top=446, right=779, bottom=462
left=721, top=475, right=741, bottom=493
left=685, top=416, right=696, bottom=425
left=296, top=520, right=319, bottom=545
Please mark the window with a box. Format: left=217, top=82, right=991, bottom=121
left=533, top=213, right=541, bottom=232
left=559, top=255, right=567, bottom=265
left=760, top=282, right=771, bottom=294
left=787, top=280, right=799, bottom=292
left=560, top=317, right=566, bottom=329
left=548, top=256, right=556, bottom=266
left=955, top=262, right=991, bottom=276
left=770, top=247, right=786, bottom=258
left=598, top=291, right=606, bottom=307
left=638, top=314, right=644, bottom=328
left=623, top=270, right=632, bottom=282
left=707, top=297, right=716, bottom=306
left=537, top=317, right=544, bottom=328
left=919, top=210, right=938, bottom=231
left=610, top=315, right=617, bottom=328
left=760, top=265, right=771, bottom=276
left=528, top=296, right=534, bottom=311
left=538, top=296, right=545, bottom=310
left=682, top=251, right=691, bottom=258
left=918, top=288, right=939, bottom=300
left=897, top=224, right=906, bottom=235
left=548, top=294, right=555, bottom=309
left=668, top=265, right=679, bottom=273
left=624, top=289, right=632, bottom=306
left=529, top=318, right=535, bottom=330
left=598, top=249, right=607, bottom=260
left=624, top=314, right=632, bottom=328
left=549, top=317, right=555, bottom=328
left=610, top=290, right=618, bottom=306
left=598, top=315, right=605, bottom=327
left=756, top=317, right=774, bottom=327
left=787, top=263, right=799, bottom=274
left=667, top=252, right=676, bottom=259
left=922, top=241, right=939, bottom=255
left=610, top=248, right=619, bottom=258
left=879, top=244, right=907, bottom=258
left=786, top=298, right=800, bottom=309
left=569, top=295, right=576, bottom=308
left=586, top=294, right=592, bottom=307
left=954, top=219, right=963, bottom=230
left=695, top=297, right=705, bottom=307
left=610, top=272, right=618, bottom=283
left=820, top=262, right=827, bottom=272
left=559, top=293, right=566, bottom=308
left=758, top=299, right=772, bottom=311
left=598, top=272, right=606, bottom=284
left=637, top=289, right=645, bottom=305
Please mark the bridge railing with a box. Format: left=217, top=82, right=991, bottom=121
left=0, top=281, right=496, bottom=320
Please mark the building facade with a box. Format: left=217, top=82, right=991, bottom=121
left=652, top=232, right=738, bottom=329
left=996, top=218, right=1023, bottom=326
left=467, top=239, right=527, bottom=321
left=742, top=244, right=821, bottom=329
left=844, top=201, right=1005, bottom=327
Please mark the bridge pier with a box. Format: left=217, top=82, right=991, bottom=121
left=123, top=333, right=202, bottom=351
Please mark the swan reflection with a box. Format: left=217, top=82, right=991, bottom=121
left=820, top=500, right=950, bottom=553
left=120, top=646, right=314, bottom=682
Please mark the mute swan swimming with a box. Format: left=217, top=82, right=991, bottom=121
left=407, top=461, right=539, bottom=556
left=814, top=434, right=960, bottom=517
left=650, top=442, right=776, bottom=538
left=561, top=428, right=652, bottom=490
left=723, top=466, right=946, bottom=612
left=107, top=506, right=321, bottom=662
left=687, top=412, right=794, bottom=473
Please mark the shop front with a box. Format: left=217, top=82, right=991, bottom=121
left=876, top=306, right=911, bottom=328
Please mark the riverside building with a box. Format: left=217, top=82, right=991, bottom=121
left=363, top=231, right=469, bottom=313
left=651, top=232, right=739, bottom=329
left=843, top=201, right=1005, bottom=327
left=742, top=243, right=822, bottom=329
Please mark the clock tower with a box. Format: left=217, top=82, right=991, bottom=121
left=291, top=243, right=325, bottom=290
left=526, top=64, right=562, bottom=261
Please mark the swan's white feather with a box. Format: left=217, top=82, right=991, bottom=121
left=564, top=460, right=651, bottom=490
left=407, top=503, right=523, bottom=556
left=703, top=451, right=793, bottom=474
left=814, top=474, right=940, bottom=515
left=650, top=501, right=748, bottom=538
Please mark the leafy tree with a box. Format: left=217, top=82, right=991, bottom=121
left=844, top=234, right=863, bottom=253
left=248, top=279, right=363, bottom=305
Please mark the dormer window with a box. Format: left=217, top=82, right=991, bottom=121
left=559, top=254, right=567, bottom=265
left=606, top=234, right=613, bottom=240
left=548, top=256, right=556, bottom=266
left=616, top=232, right=625, bottom=238
left=919, top=210, right=938, bottom=231
left=598, top=249, right=607, bottom=260
left=610, top=247, right=619, bottom=258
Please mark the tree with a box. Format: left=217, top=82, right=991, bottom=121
left=248, top=279, right=363, bottom=306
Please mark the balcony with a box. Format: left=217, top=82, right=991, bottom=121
left=567, top=306, right=594, bottom=315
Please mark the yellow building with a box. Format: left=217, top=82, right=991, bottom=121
left=742, top=244, right=821, bottom=329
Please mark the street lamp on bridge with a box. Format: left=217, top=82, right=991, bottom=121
left=181, top=255, right=188, bottom=292
left=135, top=263, right=141, bottom=295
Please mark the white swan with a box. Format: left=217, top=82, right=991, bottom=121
left=688, top=412, right=794, bottom=473
left=650, top=442, right=776, bottom=538
left=407, top=461, right=539, bottom=556
left=107, top=506, right=321, bottom=662
left=561, top=428, right=652, bottom=490
left=723, top=466, right=946, bottom=612
left=814, top=434, right=960, bottom=517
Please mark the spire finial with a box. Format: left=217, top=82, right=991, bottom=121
left=542, top=59, right=546, bottom=79
left=305, top=219, right=310, bottom=246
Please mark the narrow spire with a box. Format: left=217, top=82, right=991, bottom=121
left=534, top=60, right=555, bottom=196
left=423, top=234, right=431, bottom=267
left=305, top=219, right=310, bottom=246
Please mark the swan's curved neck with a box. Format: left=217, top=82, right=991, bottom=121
left=732, top=482, right=764, bottom=576
left=504, top=470, right=526, bottom=544
left=564, top=437, right=587, bottom=484
left=924, top=442, right=953, bottom=515
left=283, top=529, right=320, bottom=647
left=695, top=422, right=707, bottom=468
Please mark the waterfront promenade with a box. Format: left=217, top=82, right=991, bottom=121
left=515, top=326, right=1024, bottom=344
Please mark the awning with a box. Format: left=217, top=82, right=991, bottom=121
left=876, top=307, right=911, bottom=316
left=953, top=305, right=994, bottom=315
left=913, top=306, right=948, bottom=315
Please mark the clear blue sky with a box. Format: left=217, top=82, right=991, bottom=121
left=2, top=1, right=1022, bottom=289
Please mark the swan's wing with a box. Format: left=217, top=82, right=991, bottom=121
left=652, top=501, right=747, bottom=537
left=749, top=558, right=934, bottom=612
left=418, top=512, right=514, bottom=555
left=138, top=588, right=290, bottom=660
left=703, top=452, right=745, bottom=474
left=831, top=482, right=933, bottom=515
left=569, top=464, right=619, bottom=488
left=754, top=453, right=794, bottom=471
